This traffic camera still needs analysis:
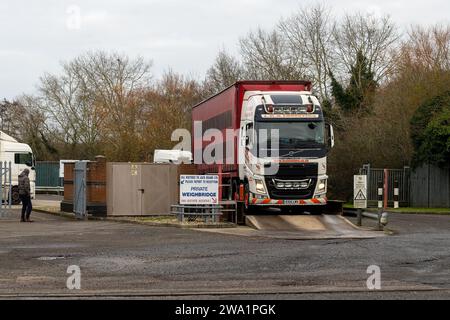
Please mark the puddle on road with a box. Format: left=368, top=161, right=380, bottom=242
left=13, top=243, right=83, bottom=249
left=16, top=276, right=55, bottom=283
left=37, top=255, right=67, bottom=261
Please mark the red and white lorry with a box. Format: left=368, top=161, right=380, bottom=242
left=191, top=81, right=334, bottom=213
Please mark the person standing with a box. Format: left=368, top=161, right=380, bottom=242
left=18, top=168, right=33, bottom=222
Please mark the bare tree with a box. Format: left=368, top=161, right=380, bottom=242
left=204, top=49, right=244, bottom=95
left=398, top=24, right=450, bottom=73
left=333, top=13, right=399, bottom=85
left=279, top=4, right=335, bottom=101
left=2, top=96, right=59, bottom=160
left=36, top=51, right=153, bottom=160
left=143, top=70, right=204, bottom=160
left=0, top=99, right=21, bottom=135
left=38, top=64, right=103, bottom=158
left=239, top=28, right=307, bottom=80
left=68, top=52, right=152, bottom=157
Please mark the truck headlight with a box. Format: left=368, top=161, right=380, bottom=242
left=318, top=179, right=327, bottom=192
left=255, top=179, right=266, bottom=194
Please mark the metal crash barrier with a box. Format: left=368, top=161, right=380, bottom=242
left=170, top=204, right=223, bottom=223
left=0, top=161, right=12, bottom=215
left=343, top=208, right=388, bottom=231
left=357, top=209, right=388, bottom=231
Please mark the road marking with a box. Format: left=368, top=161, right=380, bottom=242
left=0, top=286, right=444, bottom=299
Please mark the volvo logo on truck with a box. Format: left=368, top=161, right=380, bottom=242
left=191, top=81, right=334, bottom=214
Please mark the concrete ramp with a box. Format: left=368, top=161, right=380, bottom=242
left=248, top=215, right=363, bottom=232
left=245, top=214, right=384, bottom=239
left=197, top=214, right=386, bottom=240
left=246, top=215, right=330, bottom=231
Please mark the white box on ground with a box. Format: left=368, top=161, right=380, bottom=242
left=180, top=175, right=219, bottom=205
left=354, top=175, right=368, bottom=209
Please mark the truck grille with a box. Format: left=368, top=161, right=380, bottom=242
left=275, top=163, right=318, bottom=176
left=265, top=176, right=317, bottom=200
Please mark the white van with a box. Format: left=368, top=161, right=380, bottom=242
left=153, top=149, right=192, bottom=164
left=0, top=131, right=36, bottom=204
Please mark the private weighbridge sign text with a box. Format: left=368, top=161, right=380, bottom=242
left=180, top=175, right=219, bottom=205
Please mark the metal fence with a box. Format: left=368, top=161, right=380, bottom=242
left=410, top=164, right=450, bottom=208
left=359, top=164, right=411, bottom=207
left=36, top=161, right=60, bottom=187
left=0, top=161, right=12, bottom=211
left=36, top=161, right=63, bottom=194
left=170, top=204, right=223, bottom=223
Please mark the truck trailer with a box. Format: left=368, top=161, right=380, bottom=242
left=191, top=81, right=334, bottom=214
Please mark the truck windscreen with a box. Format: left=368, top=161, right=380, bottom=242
left=256, top=121, right=325, bottom=150
left=14, top=152, right=33, bottom=166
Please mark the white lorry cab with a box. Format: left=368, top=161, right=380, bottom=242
left=0, top=131, right=36, bottom=204
left=239, top=91, right=334, bottom=213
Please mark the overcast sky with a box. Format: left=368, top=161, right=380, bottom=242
left=1, top=0, right=449, bottom=100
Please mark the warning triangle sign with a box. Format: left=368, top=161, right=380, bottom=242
left=355, top=189, right=366, bottom=200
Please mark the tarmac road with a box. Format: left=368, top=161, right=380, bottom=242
left=0, top=209, right=449, bottom=299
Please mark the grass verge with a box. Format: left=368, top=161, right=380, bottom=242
left=343, top=204, right=450, bottom=215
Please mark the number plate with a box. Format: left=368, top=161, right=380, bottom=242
left=284, top=200, right=299, bottom=205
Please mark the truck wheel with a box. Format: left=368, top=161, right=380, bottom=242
left=10, top=186, right=20, bottom=205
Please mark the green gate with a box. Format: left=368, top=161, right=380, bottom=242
left=36, top=161, right=61, bottom=189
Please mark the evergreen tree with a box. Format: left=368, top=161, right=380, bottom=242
left=330, top=51, right=377, bottom=114
left=411, top=91, right=450, bottom=168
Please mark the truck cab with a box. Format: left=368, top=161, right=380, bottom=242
left=239, top=91, right=334, bottom=213
left=0, top=132, right=36, bottom=204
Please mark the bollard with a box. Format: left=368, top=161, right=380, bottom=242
left=381, top=212, right=389, bottom=226
left=377, top=180, right=383, bottom=209
left=383, top=169, right=389, bottom=209
left=377, top=179, right=384, bottom=230
left=394, top=179, right=399, bottom=209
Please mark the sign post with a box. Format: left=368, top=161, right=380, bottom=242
left=354, top=175, right=368, bottom=209
left=180, top=175, right=219, bottom=205
left=354, top=175, right=367, bottom=226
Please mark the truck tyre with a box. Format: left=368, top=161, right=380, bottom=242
left=10, top=186, right=20, bottom=205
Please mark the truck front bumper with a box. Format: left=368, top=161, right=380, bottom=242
left=249, top=196, right=327, bottom=206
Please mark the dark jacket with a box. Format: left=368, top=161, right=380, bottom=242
left=18, top=171, right=30, bottom=196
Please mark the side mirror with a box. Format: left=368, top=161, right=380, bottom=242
left=325, top=123, right=335, bottom=149
left=330, top=124, right=335, bottom=148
